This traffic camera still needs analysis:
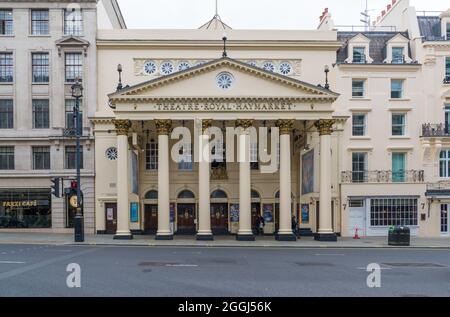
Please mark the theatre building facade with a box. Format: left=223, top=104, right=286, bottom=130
left=94, top=26, right=347, bottom=241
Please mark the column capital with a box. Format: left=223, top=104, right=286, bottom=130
left=315, top=119, right=335, bottom=136
left=155, top=119, right=172, bottom=135
left=235, top=119, right=253, bottom=130
left=113, top=119, right=131, bottom=136
left=202, top=119, right=213, bottom=133
left=276, top=119, right=294, bottom=135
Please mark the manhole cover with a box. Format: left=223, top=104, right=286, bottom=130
left=295, top=262, right=334, bottom=267
left=382, top=263, right=448, bottom=268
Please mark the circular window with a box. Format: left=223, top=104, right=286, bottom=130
left=279, top=61, right=292, bottom=75
left=178, top=61, right=191, bottom=72
left=216, top=72, right=234, bottom=90
left=106, top=147, right=118, bottom=161
left=160, top=61, right=174, bottom=75
left=262, top=61, right=275, bottom=72
left=143, top=60, right=157, bottom=75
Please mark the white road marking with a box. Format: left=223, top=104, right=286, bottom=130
left=165, top=264, right=199, bottom=267
left=315, top=254, right=345, bottom=256
left=0, top=261, right=26, bottom=264
left=357, top=267, right=392, bottom=270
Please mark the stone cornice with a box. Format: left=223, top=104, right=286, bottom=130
left=337, top=63, right=421, bottom=72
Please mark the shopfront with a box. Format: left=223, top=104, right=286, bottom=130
left=0, top=189, right=52, bottom=229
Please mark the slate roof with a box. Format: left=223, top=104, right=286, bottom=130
left=417, top=16, right=444, bottom=41
left=337, top=32, right=411, bottom=64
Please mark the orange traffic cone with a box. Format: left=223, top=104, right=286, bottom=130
left=353, top=228, right=360, bottom=240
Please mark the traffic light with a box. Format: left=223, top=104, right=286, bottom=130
left=71, top=180, right=78, bottom=190
left=51, top=178, right=61, bottom=198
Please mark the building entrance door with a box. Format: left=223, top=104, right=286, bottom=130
left=177, top=203, right=196, bottom=235
left=348, top=199, right=366, bottom=237
left=441, top=204, right=449, bottom=236
left=144, top=204, right=158, bottom=234
left=105, top=203, right=117, bottom=234
left=251, top=203, right=261, bottom=234
left=211, top=203, right=228, bottom=235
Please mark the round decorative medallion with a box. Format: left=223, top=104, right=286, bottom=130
left=178, top=61, right=191, bottom=71
left=106, top=147, right=118, bottom=161
left=195, top=60, right=206, bottom=67
left=262, top=61, right=275, bottom=72
left=279, top=61, right=293, bottom=75
left=160, top=61, right=174, bottom=75
left=143, top=60, right=157, bottom=75
left=247, top=60, right=258, bottom=67
left=216, top=72, right=234, bottom=90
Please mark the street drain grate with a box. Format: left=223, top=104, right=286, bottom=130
left=295, top=262, right=334, bottom=267
left=382, top=263, right=448, bottom=268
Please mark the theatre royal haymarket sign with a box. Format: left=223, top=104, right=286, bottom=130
left=154, top=101, right=295, bottom=112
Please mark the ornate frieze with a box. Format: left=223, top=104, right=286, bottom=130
left=155, top=119, right=172, bottom=135
left=276, top=119, right=294, bottom=135
left=113, top=119, right=131, bottom=135
left=315, top=119, right=335, bottom=136
left=134, top=58, right=302, bottom=77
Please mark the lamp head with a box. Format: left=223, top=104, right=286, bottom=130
left=71, top=77, right=83, bottom=98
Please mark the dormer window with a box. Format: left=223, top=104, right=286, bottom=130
left=392, top=47, right=405, bottom=64
left=353, top=47, right=366, bottom=63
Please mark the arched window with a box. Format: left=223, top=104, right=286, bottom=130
left=177, top=190, right=195, bottom=199
left=275, top=191, right=294, bottom=199
left=144, top=190, right=158, bottom=200
left=251, top=190, right=261, bottom=199
left=440, top=150, right=450, bottom=178
left=211, top=190, right=228, bottom=199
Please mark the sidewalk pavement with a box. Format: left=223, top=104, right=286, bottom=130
left=0, top=232, right=449, bottom=248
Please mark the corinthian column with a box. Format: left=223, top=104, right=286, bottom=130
left=113, top=119, right=133, bottom=240
left=315, top=119, right=337, bottom=242
left=197, top=119, right=214, bottom=241
left=276, top=120, right=296, bottom=241
left=155, top=119, right=173, bottom=240
left=236, top=119, right=255, bottom=241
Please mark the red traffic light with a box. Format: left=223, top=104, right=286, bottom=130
left=71, top=181, right=78, bottom=189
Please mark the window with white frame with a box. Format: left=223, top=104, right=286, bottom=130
left=440, top=149, right=450, bottom=178
left=391, top=79, right=404, bottom=99
left=0, top=9, right=13, bottom=35
left=352, top=47, right=366, bottom=63
left=0, top=146, right=14, bottom=170
left=352, top=79, right=365, bottom=98
left=392, top=113, right=406, bottom=136
left=32, top=146, right=50, bottom=170
left=447, top=23, right=450, bottom=39
left=352, top=152, right=367, bottom=183
left=64, top=8, right=83, bottom=36
left=445, top=57, right=450, bottom=83
left=31, top=9, right=49, bottom=35
left=0, top=99, right=13, bottom=129
left=352, top=113, right=366, bottom=136
left=65, top=53, right=83, bottom=82
left=178, top=140, right=193, bottom=171
left=370, top=198, right=418, bottom=227
left=441, top=204, right=449, bottom=234
left=146, top=139, right=158, bottom=170
left=32, top=53, right=49, bottom=83
left=392, top=47, right=405, bottom=64
left=32, top=99, right=49, bottom=129
left=65, top=99, right=82, bottom=130
left=0, top=53, right=13, bottom=83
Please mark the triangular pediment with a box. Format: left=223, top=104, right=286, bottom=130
left=387, top=33, right=409, bottom=43
left=109, top=57, right=339, bottom=104
left=349, top=33, right=371, bottom=43
left=56, top=36, right=90, bottom=47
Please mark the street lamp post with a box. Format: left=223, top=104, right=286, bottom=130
left=71, top=78, right=84, bottom=243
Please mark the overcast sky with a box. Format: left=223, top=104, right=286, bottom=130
left=117, top=0, right=448, bottom=30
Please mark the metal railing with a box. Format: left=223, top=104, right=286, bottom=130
left=422, top=123, right=450, bottom=137
left=341, top=170, right=424, bottom=184
left=335, top=25, right=397, bottom=32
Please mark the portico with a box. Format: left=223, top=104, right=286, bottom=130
left=103, top=57, right=340, bottom=242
